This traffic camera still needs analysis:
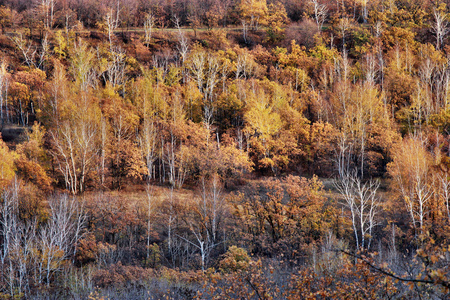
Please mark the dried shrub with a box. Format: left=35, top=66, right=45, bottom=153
left=284, top=18, right=319, bottom=49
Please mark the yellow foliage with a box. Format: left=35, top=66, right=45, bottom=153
left=265, top=2, right=288, bottom=43
left=0, top=136, right=17, bottom=187
left=245, top=90, right=283, bottom=138
left=275, top=40, right=310, bottom=70
left=53, top=30, right=68, bottom=58
left=219, top=246, right=251, bottom=273
left=239, top=0, right=268, bottom=28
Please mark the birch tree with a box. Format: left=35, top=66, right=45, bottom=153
left=432, top=8, right=449, bottom=50
left=144, top=12, right=155, bottom=47
left=0, top=181, right=86, bottom=295
left=179, top=174, right=225, bottom=271
left=388, top=135, right=433, bottom=234
left=39, top=0, right=55, bottom=30
left=436, top=172, right=450, bottom=224
left=311, top=0, right=327, bottom=32
left=174, top=16, right=189, bottom=63
left=0, top=62, right=9, bottom=125
left=238, top=0, right=268, bottom=31
left=106, top=7, right=120, bottom=49
left=38, top=195, right=86, bottom=286
left=50, top=100, right=101, bottom=195
left=335, top=172, right=381, bottom=250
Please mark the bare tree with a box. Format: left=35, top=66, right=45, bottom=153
left=103, top=46, right=127, bottom=88
left=105, top=3, right=121, bottom=49
left=335, top=130, right=354, bottom=179
left=187, top=51, right=220, bottom=129
left=436, top=172, right=450, bottom=223
left=199, top=174, right=225, bottom=245
left=0, top=181, right=86, bottom=295
left=10, top=33, right=49, bottom=69
left=100, top=117, right=107, bottom=186
left=242, top=20, right=249, bottom=43
left=37, top=34, right=49, bottom=70
left=0, top=179, right=35, bottom=297
left=235, top=52, right=256, bottom=80
left=337, top=17, right=351, bottom=50
left=205, top=55, right=220, bottom=105
left=173, top=16, right=189, bottom=63
left=38, top=195, right=86, bottom=285
left=161, top=94, right=188, bottom=189
left=0, top=62, right=9, bottom=125
left=188, top=51, right=206, bottom=95
left=144, top=12, right=155, bottom=47
left=360, top=0, right=368, bottom=23
left=335, top=172, right=381, bottom=250
left=140, top=116, right=158, bottom=180
left=363, top=55, right=377, bottom=88
left=374, top=21, right=385, bottom=90
left=311, top=0, right=327, bottom=32
left=179, top=174, right=225, bottom=271
left=417, top=52, right=437, bottom=122
left=39, top=0, right=55, bottom=29
left=50, top=115, right=99, bottom=195
left=221, top=59, right=231, bottom=93
left=432, top=8, right=449, bottom=50
left=0, top=178, right=19, bottom=266
left=162, top=188, right=177, bottom=266
left=164, top=129, right=187, bottom=189
left=8, top=219, right=35, bottom=297
left=50, top=122, right=77, bottom=194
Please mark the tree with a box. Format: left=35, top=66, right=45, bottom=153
left=50, top=93, right=101, bottom=194
left=231, top=176, right=330, bottom=258
left=38, top=194, right=86, bottom=286
left=0, top=135, right=17, bottom=188
left=0, top=6, right=12, bottom=34
left=143, top=184, right=161, bottom=266
left=332, top=68, right=388, bottom=178
left=238, top=0, right=268, bottom=31
left=100, top=46, right=127, bottom=90
left=0, top=180, right=86, bottom=296
left=105, top=5, right=120, bottom=49
left=15, top=122, right=52, bottom=192
left=335, top=172, right=381, bottom=251
left=0, top=179, right=33, bottom=297
left=143, top=12, right=155, bottom=47
left=38, top=0, right=55, bottom=30
left=265, top=2, right=288, bottom=43
left=244, top=88, right=283, bottom=173
left=103, top=96, right=145, bottom=189
left=436, top=172, right=450, bottom=224
left=10, top=33, right=49, bottom=70
left=179, top=174, right=226, bottom=271
left=432, top=7, right=449, bottom=50
left=140, top=115, right=158, bottom=180
left=174, top=15, right=189, bottom=63
left=335, top=17, right=353, bottom=50
left=0, top=178, right=19, bottom=267
left=388, top=134, right=433, bottom=234
left=69, top=39, right=98, bottom=93
left=0, top=62, right=9, bottom=125
left=186, top=48, right=221, bottom=127
left=310, top=0, right=327, bottom=32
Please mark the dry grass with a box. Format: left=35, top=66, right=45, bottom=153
left=83, top=184, right=197, bottom=208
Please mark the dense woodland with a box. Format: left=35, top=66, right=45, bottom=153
left=0, top=0, right=450, bottom=299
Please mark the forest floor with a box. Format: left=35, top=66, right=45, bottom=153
left=81, top=176, right=345, bottom=208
